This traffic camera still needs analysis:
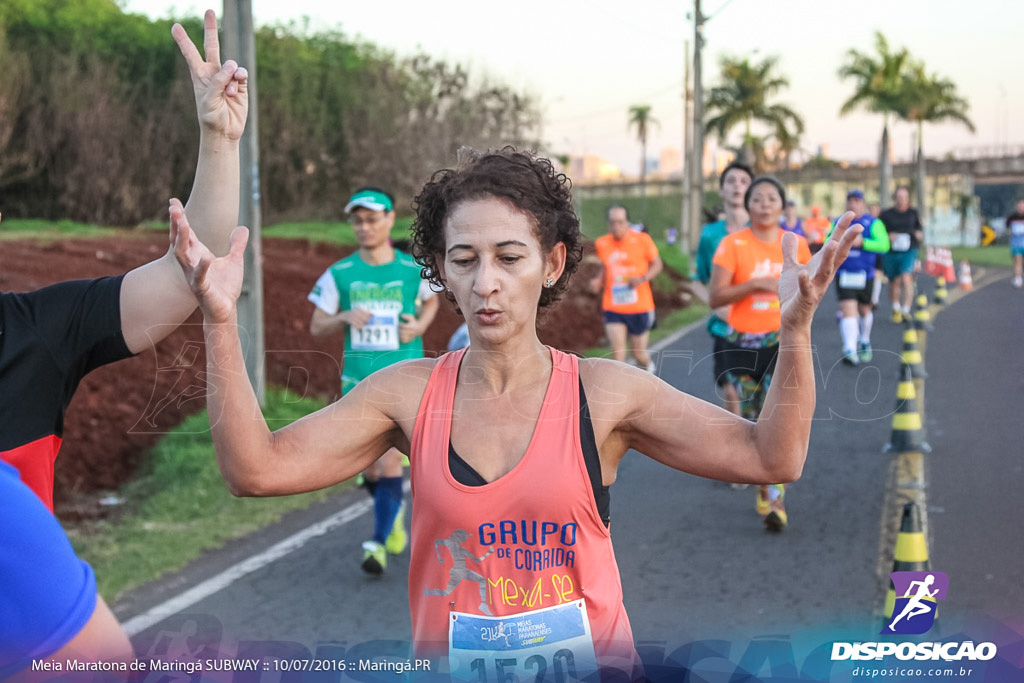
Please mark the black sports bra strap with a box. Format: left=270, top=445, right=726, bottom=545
left=446, top=378, right=610, bottom=527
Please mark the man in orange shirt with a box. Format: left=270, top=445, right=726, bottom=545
left=591, top=205, right=663, bottom=372
left=803, top=205, right=831, bottom=251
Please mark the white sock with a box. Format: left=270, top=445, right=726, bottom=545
left=859, top=312, right=874, bottom=344
left=840, top=317, right=859, bottom=354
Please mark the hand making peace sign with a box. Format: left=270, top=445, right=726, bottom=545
left=172, top=10, right=249, bottom=141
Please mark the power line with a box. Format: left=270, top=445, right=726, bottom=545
left=545, top=81, right=684, bottom=126
left=704, top=0, right=739, bottom=20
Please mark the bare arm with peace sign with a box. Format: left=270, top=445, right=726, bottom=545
left=119, top=10, right=248, bottom=354
left=173, top=9, right=248, bottom=255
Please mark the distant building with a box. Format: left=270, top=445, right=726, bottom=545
left=658, top=147, right=682, bottom=176
left=704, top=146, right=735, bottom=176
left=569, top=154, right=622, bottom=182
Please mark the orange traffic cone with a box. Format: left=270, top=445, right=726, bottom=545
left=959, top=260, right=974, bottom=291
left=941, top=248, right=956, bottom=283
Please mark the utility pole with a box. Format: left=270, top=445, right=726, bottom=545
left=222, top=0, right=266, bottom=405
left=687, top=0, right=705, bottom=258
left=681, top=39, right=692, bottom=256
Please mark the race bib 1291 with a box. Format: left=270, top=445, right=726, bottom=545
left=351, top=313, right=399, bottom=350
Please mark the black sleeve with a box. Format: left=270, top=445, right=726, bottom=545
left=21, top=276, right=134, bottom=377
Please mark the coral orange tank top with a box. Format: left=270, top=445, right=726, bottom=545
left=409, top=347, right=642, bottom=681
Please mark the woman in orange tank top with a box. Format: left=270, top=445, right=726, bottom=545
left=174, top=149, right=861, bottom=682
left=709, top=177, right=813, bottom=533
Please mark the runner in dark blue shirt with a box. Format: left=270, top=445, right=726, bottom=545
left=830, top=190, right=890, bottom=366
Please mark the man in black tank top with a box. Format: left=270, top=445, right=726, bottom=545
left=879, top=187, right=924, bottom=322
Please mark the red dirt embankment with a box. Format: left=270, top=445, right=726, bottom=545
left=0, top=232, right=689, bottom=515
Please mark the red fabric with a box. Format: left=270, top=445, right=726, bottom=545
left=1, top=435, right=61, bottom=511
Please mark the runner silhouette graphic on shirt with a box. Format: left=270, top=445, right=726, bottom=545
left=425, top=528, right=494, bottom=616
left=888, top=574, right=940, bottom=630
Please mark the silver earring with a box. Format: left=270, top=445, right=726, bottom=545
left=544, top=278, right=554, bottom=288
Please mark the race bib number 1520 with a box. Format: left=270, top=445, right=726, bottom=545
left=448, top=600, right=598, bottom=682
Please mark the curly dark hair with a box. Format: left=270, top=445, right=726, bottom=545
left=410, top=147, right=584, bottom=311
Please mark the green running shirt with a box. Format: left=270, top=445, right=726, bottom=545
left=308, top=250, right=434, bottom=390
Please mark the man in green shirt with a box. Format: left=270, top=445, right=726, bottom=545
left=308, top=187, right=439, bottom=574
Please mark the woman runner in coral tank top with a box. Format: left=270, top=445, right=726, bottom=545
left=176, top=148, right=861, bottom=681
left=409, top=346, right=639, bottom=678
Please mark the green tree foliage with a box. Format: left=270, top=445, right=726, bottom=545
left=901, top=62, right=975, bottom=142
left=704, top=55, right=804, bottom=173
left=838, top=33, right=974, bottom=209
left=0, top=3, right=540, bottom=224
left=0, top=1, right=202, bottom=222
left=901, top=61, right=974, bottom=215
left=837, top=31, right=911, bottom=198
left=837, top=32, right=910, bottom=119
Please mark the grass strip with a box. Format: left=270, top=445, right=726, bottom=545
left=262, top=217, right=415, bottom=246
left=948, top=245, right=1013, bottom=268
left=67, top=388, right=352, bottom=602
left=0, top=218, right=126, bottom=241
left=0, top=217, right=417, bottom=247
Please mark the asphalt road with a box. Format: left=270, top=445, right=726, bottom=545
left=116, top=269, right=1024, bottom=681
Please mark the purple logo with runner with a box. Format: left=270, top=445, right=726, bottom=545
left=882, top=571, right=948, bottom=635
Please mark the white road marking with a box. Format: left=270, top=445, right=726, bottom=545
left=122, top=481, right=409, bottom=636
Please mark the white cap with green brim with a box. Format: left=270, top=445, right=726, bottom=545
left=345, top=189, right=393, bottom=213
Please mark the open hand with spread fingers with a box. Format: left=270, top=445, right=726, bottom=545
left=779, top=211, right=863, bottom=331
left=169, top=197, right=249, bottom=323
left=172, top=9, right=248, bottom=140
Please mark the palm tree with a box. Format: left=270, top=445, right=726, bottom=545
left=901, top=63, right=975, bottom=220
left=837, top=31, right=911, bottom=201
left=628, top=104, right=658, bottom=194
left=771, top=119, right=801, bottom=170
left=704, top=55, right=804, bottom=173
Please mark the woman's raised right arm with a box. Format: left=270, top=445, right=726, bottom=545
left=172, top=210, right=420, bottom=496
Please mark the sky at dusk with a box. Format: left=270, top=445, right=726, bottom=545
left=122, top=0, right=1022, bottom=175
